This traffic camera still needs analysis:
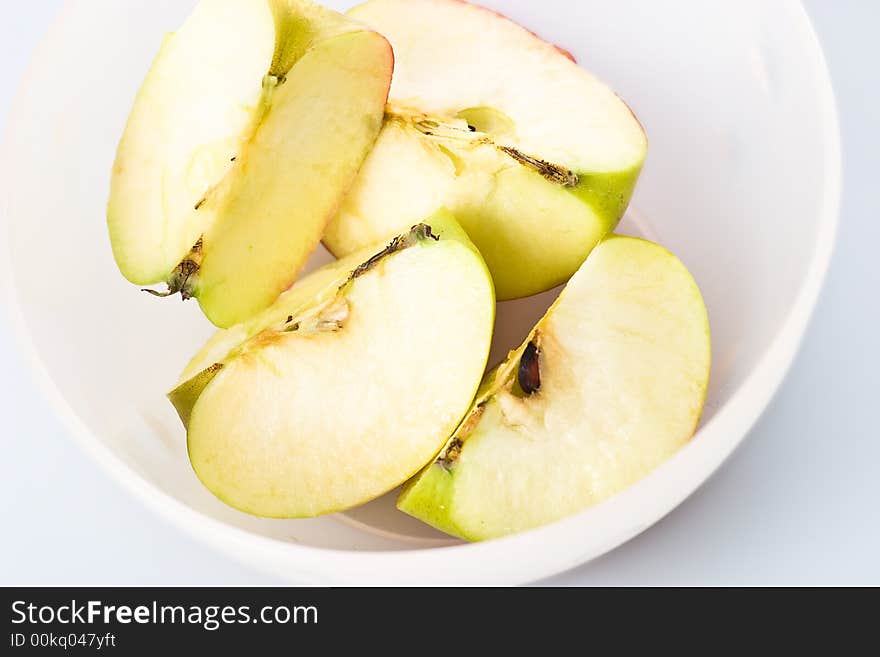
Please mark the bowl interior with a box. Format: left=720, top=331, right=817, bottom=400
left=2, top=1, right=835, bottom=559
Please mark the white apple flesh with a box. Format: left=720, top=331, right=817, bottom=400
left=325, top=0, right=647, bottom=300
left=171, top=212, right=495, bottom=518
left=108, top=0, right=393, bottom=327
left=399, top=235, right=711, bottom=540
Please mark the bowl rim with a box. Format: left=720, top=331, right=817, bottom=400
left=0, top=0, right=841, bottom=584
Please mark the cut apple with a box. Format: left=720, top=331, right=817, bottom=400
left=399, top=236, right=711, bottom=540
left=170, top=211, right=495, bottom=518
left=324, top=0, right=647, bottom=300
left=108, top=0, right=393, bottom=327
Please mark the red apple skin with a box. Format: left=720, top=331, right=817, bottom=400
left=449, top=0, right=577, bottom=63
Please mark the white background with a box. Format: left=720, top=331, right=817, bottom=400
left=1, top=1, right=877, bottom=585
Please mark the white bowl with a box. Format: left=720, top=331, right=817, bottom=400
left=0, top=0, right=839, bottom=584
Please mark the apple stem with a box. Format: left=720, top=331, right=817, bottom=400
left=141, top=238, right=202, bottom=301
left=496, top=146, right=579, bottom=187
left=344, top=223, right=437, bottom=285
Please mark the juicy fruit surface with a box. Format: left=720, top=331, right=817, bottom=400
left=351, top=0, right=645, bottom=171
left=325, top=0, right=647, bottom=299
left=182, top=214, right=495, bottom=517
left=399, top=236, right=711, bottom=540
left=173, top=210, right=479, bottom=387
left=175, top=251, right=361, bottom=387
left=108, top=0, right=274, bottom=285
left=168, top=246, right=365, bottom=425
left=108, top=0, right=393, bottom=326
left=195, top=29, right=392, bottom=326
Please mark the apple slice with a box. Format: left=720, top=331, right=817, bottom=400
left=170, top=211, right=495, bottom=518
left=324, top=0, right=647, bottom=300
left=399, top=236, right=711, bottom=540
left=108, top=0, right=393, bottom=327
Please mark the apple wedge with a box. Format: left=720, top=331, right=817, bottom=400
left=324, top=0, right=647, bottom=300
left=399, top=236, right=711, bottom=540
left=170, top=211, right=495, bottom=518
left=108, top=0, right=393, bottom=327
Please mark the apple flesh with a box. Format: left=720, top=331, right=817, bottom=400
left=399, top=235, right=711, bottom=540
left=324, top=0, right=647, bottom=300
left=171, top=211, right=495, bottom=518
left=108, top=0, right=393, bottom=327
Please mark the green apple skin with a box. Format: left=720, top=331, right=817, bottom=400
left=170, top=210, right=496, bottom=519
left=453, top=164, right=643, bottom=300
left=399, top=235, right=711, bottom=541
left=168, top=363, right=224, bottom=428
left=108, top=0, right=393, bottom=327
left=398, top=465, right=462, bottom=538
